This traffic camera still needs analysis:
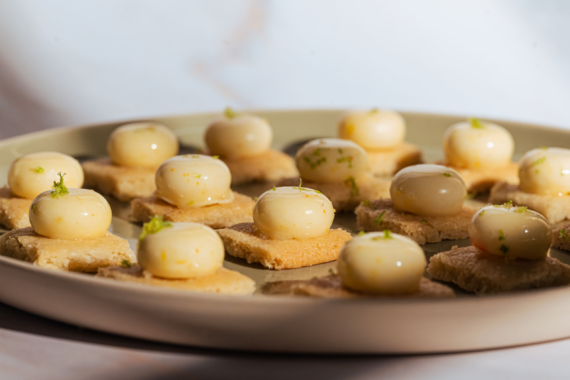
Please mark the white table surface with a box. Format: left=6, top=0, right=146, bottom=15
left=1, top=301, right=568, bottom=380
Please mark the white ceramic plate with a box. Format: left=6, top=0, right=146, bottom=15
left=1, top=110, right=569, bottom=354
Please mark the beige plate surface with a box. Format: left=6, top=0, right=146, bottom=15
left=0, top=110, right=569, bottom=354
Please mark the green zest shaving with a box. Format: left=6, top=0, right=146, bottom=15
left=253, top=196, right=259, bottom=201
left=313, top=147, right=329, bottom=157
left=515, top=206, right=527, bottom=213
left=357, top=230, right=365, bottom=236
left=361, top=200, right=376, bottom=209
left=338, top=148, right=343, bottom=154
left=560, top=229, right=568, bottom=239
left=372, top=230, right=392, bottom=240
left=121, top=259, right=132, bottom=268
left=421, top=220, right=428, bottom=224
left=272, top=186, right=276, bottom=191
left=337, top=156, right=353, bottom=168
left=224, top=107, right=236, bottom=119
left=469, top=118, right=484, bottom=129
left=479, top=210, right=486, bottom=216
left=531, top=157, right=546, bottom=167
left=374, top=210, right=386, bottom=225
left=328, top=268, right=337, bottom=276
left=193, top=173, right=201, bottom=178
left=494, top=200, right=513, bottom=208
left=139, top=215, right=172, bottom=243
left=305, top=156, right=327, bottom=169
left=500, top=244, right=509, bottom=254
left=344, top=176, right=359, bottom=197
left=51, top=173, right=69, bottom=199
left=443, top=172, right=452, bottom=177
left=34, top=166, right=44, bottom=173
left=498, top=230, right=505, bottom=241
left=212, top=155, right=219, bottom=159
left=466, top=191, right=478, bottom=200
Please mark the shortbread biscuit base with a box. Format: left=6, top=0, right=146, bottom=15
left=276, top=175, right=390, bottom=212
left=439, top=161, right=519, bottom=193
left=221, top=149, right=299, bottom=185
left=366, top=142, right=423, bottom=177
left=0, top=186, right=31, bottom=229
left=217, top=223, right=352, bottom=270
left=97, top=265, right=255, bottom=295
left=489, top=182, right=570, bottom=223
left=130, top=192, right=254, bottom=229
left=427, top=245, right=570, bottom=294
left=263, top=275, right=454, bottom=298
left=0, top=227, right=136, bottom=272
left=355, top=199, right=477, bottom=245
left=82, top=159, right=156, bottom=202
left=552, top=224, right=570, bottom=251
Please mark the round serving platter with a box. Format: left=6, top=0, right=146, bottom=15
left=0, top=109, right=569, bottom=354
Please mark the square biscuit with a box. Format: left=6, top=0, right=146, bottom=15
left=130, top=192, right=254, bottom=229
left=489, top=181, right=570, bottom=223
left=276, top=174, right=390, bottom=212
left=355, top=199, right=477, bottom=245
left=0, top=227, right=136, bottom=272
left=440, top=162, right=519, bottom=193
left=0, top=186, right=32, bottom=229
left=221, top=149, right=299, bottom=185
left=82, top=159, right=156, bottom=202
left=217, top=223, right=352, bottom=270
left=552, top=224, right=570, bottom=251
left=366, top=142, right=423, bottom=177
left=263, top=275, right=454, bottom=298
left=97, top=265, right=255, bottom=295
left=427, top=245, right=570, bottom=294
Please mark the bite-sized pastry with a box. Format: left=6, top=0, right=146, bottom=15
left=338, top=109, right=422, bottom=176
left=98, top=217, right=255, bottom=294
left=0, top=174, right=135, bottom=272
left=441, top=118, right=518, bottom=193
left=428, top=203, right=570, bottom=294
left=490, top=147, right=570, bottom=223
left=0, top=152, right=84, bottom=229
left=217, top=186, right=352, bottom=270
left=82, top=122, right=179, bottom=201
left=131, top=155, right=254, bottom=228
left=205, top=107, right=298, bottom=185
left=264, top=231, right=454, bottom=298
left=355, top=164, right=477, bottom=244
left=276, top=138, right=390, bottom=211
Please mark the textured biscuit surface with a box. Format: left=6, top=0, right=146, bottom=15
left=440, top=162, right=519, bottom=193
left=366, top=142, right=423, bottom=177
left=0, top=186, right=31, bottom=229
left=82, top=159, right=156, bottom=202
left=217, top=223, right=352, bottom=270
left=97, top=265, right=255, bottom=295
left=427, top=245, right=570, bottom=294
left=131, top=192, right=254, bottom=229
left=263, top=275, right=454, bottom=298
left=355, top=199, right=477, bottom=245
left=276, top=174, right=390, bottom=212
left=489, top=182, right=570, bottom=223
left=552, top=224, right=570, bottom=251
left=221, top=149, right=299, bottom=185
left=0, top=227, right=136, bottom=272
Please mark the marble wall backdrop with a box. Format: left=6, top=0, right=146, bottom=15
left=0, top=0, right=569, bottom=138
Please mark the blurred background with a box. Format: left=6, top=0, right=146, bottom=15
left=0, top=0, right=569, bottom=139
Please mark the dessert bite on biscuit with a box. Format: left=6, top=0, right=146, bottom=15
left=204, top=107, right=298, bottom=185
left=82, top=122, right=179, bottom=201
left=264, top=231, right=454, bottom=298
left=428, top=203, right=570, bottom=294
left=276, top=138, right=390, bottom=211
left=441, top=118, right=518, bottom=193
left=131, top=154, right=254, bottom=228
left=355, top=164, right=477, bottom=244
left=0, top=173, right=135, bottom=272
left=98, top=217, right=255, bottom=295
left=0, top=152, right=84, bottom=229
left=217, top=185, right=352, bottom=270
left=338, top=109, right=422, bottom=176
left=490, top=147, right=570, bottom=223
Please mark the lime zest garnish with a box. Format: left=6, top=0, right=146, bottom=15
left=121, top=259, right=132, bottom=268
left=466, top=191, right=478, bottom=200
left=344, top=176, right=359, bottom=197
left=372, top=230, right=392, bottom=240
left=212, top=155, right=219, bottom=159
left=531, top=157, right=546, bottom=167
left=139, top=215, right=172, bottom=243
left=357, top=230, right=365, bottom=236
left=34, top=166, right=44, bottom=174
left=374, top=210, right=386, bottom=225
left=304, top=156, right=327, bottom=169
left=51, top=173, right=69, bottom=199
left=498, top=230, right=505, bottom=241
left=469, top=118, right=484, bottom=129
left=560, top=229, right=568, bottom=239
left=515, top=206, right=527, bottom=213
left=500, top=244, right=509, bottom=254
left=272, top=186, right=276, bottom=191
left=443, top=172, right=452, bottom=177
left=337, top=156, right=353, bottom=168
left=224, top=107, right=236, bottom=119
